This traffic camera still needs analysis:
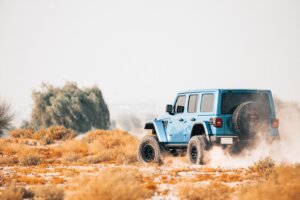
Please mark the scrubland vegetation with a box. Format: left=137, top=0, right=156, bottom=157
left=29, top=82, right=110, bottom=132
left=0, top=127, right=299, bottom=200
left=0, top=99, right=14, bottom=135
left=68, top=169, right=154, bottom=200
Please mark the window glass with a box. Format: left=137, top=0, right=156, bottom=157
left=200, top=94, right=215, bottom=112
left=174, top=95, right=186, bottom=113
left=188, top=94, right=198, bottom=113
left=221, top=92, right=271, bottom=114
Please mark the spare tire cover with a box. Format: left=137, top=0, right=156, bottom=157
left=232, top=101, right=269, bottom=138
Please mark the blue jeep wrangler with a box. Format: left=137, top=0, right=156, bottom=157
left=138, top=89, right=280, bottom=164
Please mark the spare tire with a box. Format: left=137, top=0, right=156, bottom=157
left=232, top=101, right=269, bottom=139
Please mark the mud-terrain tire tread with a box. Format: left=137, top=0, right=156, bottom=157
left=187, top=135, right=207, bottom=165
left=232, top=101, right=253, bottom=134
left=232, top=101, right=269, bottom=139
left=137, top=135, right=162, bottom=164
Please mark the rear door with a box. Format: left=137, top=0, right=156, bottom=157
left=198, top=93, right=223, bottom=135
left=184, top=94, right=199, bottom=142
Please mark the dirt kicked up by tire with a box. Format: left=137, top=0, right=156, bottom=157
left=137, top=135, right=162, bottom=164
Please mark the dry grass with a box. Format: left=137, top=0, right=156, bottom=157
left=56, top=129, right=139, bottom=164
left=9, top=126, right=75, bottom=144
left=0, top=183, right=34, bottom=200
left=247, top=157, right=275, bottom=179
left=177, top=181, right=234, bottom=200
left=216, top=173, right=244, bottom=182
left=0, top=173, right=7, bottom=186
left=0, top=139, right=30, bottom=156
left=0, top=183, right=63, bottom=200
left=0, top=156, right=18, bottom=165
left=68, top=168, right=154, bottom=200
left=9, top=128, right=35, bottom=139
left=32, top=185, right=64, bottom=200
left=3, top=128, right=138, bottom=165
left=14, top=175, right=46, bottom=185
left=50, top=177, right=66, bottom=184
left=240, top=164, right=300, bottom=200
left=19, top=154, right=42, bottom=166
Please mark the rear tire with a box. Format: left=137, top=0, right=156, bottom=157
left=137, top=135, right=162, bottom=164
left=187, top=135, right=207, bottom=165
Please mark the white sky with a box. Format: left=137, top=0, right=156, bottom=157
left=0, top=0, right=300, bottom=125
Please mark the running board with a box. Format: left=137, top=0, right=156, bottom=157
left=164, top=144, right=187, bottom=148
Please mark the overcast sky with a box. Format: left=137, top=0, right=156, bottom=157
left=1, top=0, right=300, bottom=125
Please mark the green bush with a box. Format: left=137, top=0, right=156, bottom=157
left=0, top=99, right=14, bottom=135
left=31, top=82, right=110, bottom=133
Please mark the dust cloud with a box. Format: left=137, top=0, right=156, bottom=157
left=207, top=98, right=300, bottom=168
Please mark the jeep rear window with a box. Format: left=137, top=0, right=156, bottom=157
left=221, top=92, right=271, bottom=114
left=200, top=94, right=215, bottom=112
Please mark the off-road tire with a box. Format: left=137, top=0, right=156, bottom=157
left=187, top=135, right=207, bottom=165
left=138, top=135, right=162, bottom=164
left=232, top=101, right=269, bottom=139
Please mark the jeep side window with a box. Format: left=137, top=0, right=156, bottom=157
left=174, top=95, right=186, bottom=113
left=200, top=94, right=214, bottom=112
left=188, top=94, right=198, bottom=113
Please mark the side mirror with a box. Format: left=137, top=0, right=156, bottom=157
left=176, top=105, right=184, bottom=113
left=166, top=104, right=173, bottom=114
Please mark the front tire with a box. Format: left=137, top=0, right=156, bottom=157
left=138, top=135, right=162, bottom=164
left=187, top=135, right=207, bottom=164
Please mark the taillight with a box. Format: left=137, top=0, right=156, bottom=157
left=210, top=117, right=223, bottom=128
left=271, top=118, right=279, bottom=128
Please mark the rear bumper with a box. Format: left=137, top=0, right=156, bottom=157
left=210, top=136, right=238, bottom=145
left=210, top=134, right=280, bottom=145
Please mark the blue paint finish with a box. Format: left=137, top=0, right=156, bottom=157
left=152, top=120, right=168, bottom=143
left=147, top=89, right=280, bottom=146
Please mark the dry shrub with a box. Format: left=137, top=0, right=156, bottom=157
left=0, top=139, right=30, bottom=156
left=87, top=130, right=138, bottom=164
left=61, top=140, right=88, bottom=155
left=57, top=129, right=139, bottom=164
left=0, top=173, right=7, bottom=186
left=9, top=128, right=34, bottom=139
left=0, top=184, right=62, bottom=200
left=34, top=126, right=75, bottom=143
left=69, top=168, right=153, bottom=200
left=83, top=129, right=137, bottom=145
left=58, top=140, right=88, bottom=163
left=247, top=157, right=275, bottom=179
left=241, top=164, right=300, bottom=200
left=0, top=156, right=18, bottom=165
left=19, top=154, right=41, bottom=166
left=32, top=185, right=64, bottom=200
left=62, top=153, right=81, bottom=163
left=177, top=181, right=234, bottom=200
left=9, top=126, right=75, bottom=144
left=0, top=183, right=34, bottom=200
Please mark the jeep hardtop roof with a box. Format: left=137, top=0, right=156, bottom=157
left=178, top=89, right=271, bottom=95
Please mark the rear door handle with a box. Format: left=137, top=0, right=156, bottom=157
left=179, top=118, right=184, bottom=122
left=191, top=118, right=196, bottom=121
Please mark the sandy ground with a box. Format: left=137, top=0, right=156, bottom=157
left=0, top=157, right=250, bottom=199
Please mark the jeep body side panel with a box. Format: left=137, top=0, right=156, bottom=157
left=188, top=122, right=212, bottom=142
left=179, top=90, right=219, bottom=143
left=144, top=120, right=168, bottom=143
